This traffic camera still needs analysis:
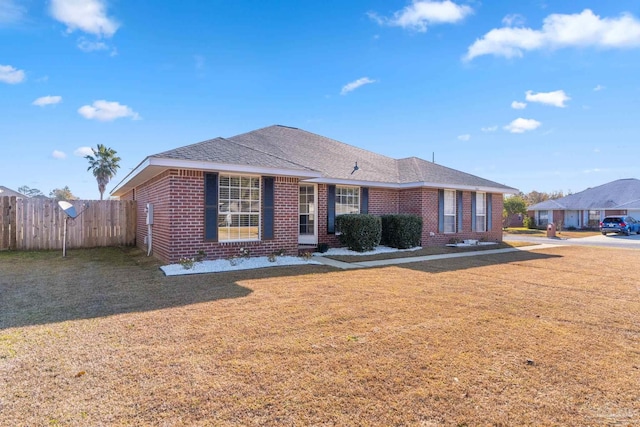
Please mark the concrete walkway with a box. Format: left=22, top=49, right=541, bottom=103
left=313, top=243, right=563, bottom=270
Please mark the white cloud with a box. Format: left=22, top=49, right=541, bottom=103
left=77, top=37, right=109, bottom=52
left=502, top=14, right=525, bottom=27
left=50, top=0, right=119, bottom=37
left=0, top=0, right=26, bottom=25
left=457, top=134, right=471, bottom=141
left=504, top=118, right=542, bottom=133
left=33, top=95, right=63, bottom=107
left=481, top=125, right=498, bottom=132
left=52, top=150, right=67, bottom=160
left=369, top=0, right=473, bottom=32
left=593, top=84, right=605, bottom=91
left=465, top=9, right=640, bottom=61
left=583, top=168, right=603, bottom=174
left=78, top=100, right=140, bottom=121
left=74, top=146, right=94, bottom=157
left=0, top=64, right=25, bottom=84
left=511, top=101, right=527, bottom=109
left=340, top=77, right=377, bottom=95
left=525, top=89, right=570, bottom=107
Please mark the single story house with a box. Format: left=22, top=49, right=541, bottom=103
left=527, top=178, right=640, bottom=229
left=0, top=186, right=26, bottom=198
left=111, top=125, right=518, bottom=263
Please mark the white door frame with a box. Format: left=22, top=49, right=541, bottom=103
left=298, top=184, right=318, bottom=245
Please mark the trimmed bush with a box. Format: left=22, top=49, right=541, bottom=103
left=523, top=216, right=535, bottom=229
left=380, top=214, right=423, bottom=249
left=335, top=214, right=382, bottom=252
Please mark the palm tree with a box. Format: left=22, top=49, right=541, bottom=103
left=85, top=144, right=121, bottom=200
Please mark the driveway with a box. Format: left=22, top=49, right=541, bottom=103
left=504, top=232, right=640, bottom=249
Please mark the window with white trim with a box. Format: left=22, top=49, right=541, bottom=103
left=444, top=189, right=456, bottom=233
left=218, top=175, right=260, bottom=241
left=537, top=210, right=549, bottom=226
left=475, top=192, right=487, bottom=232
left=336, top=186, right=360, bottom=215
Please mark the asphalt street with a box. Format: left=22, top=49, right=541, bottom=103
left=504, top=232, right=640, bottom=250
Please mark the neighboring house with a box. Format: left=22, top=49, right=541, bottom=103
left=0, top=186, right=26, bottom=198
left=111, top=125, right=518, bottom=263
left=527, top=178, right=640, bottom=229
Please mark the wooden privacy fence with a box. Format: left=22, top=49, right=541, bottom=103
left=0, top=197, right=136, bottom=251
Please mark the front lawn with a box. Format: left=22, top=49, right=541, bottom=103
left=1, top=246, right=638, bottom=425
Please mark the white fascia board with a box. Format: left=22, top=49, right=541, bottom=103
left=110, top=157, right=322, bottom=197
left=110, top=157, right=152, bottom=196
left=149, top=157, right=322, bottom=178
left=303, top=177, right=519, bottom=194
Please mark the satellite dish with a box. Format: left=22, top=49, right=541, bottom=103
left=58, top=201, right=78, bottom=219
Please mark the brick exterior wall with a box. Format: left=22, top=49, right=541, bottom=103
left=130, top=170, right=300, bottom=263
left=317, top=185, right=503, bottom=248
left=129, top=171, right=506, bottom=262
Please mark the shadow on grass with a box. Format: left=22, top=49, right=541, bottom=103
left=362, top=247, right=563, bottom=274
left=0, top=246, right=330, bottom=329
left=1, top=246, right=562, bottom=329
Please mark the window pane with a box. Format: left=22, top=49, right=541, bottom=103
left=444, top=216, right=456, bottom=233
left=217, top=175, right=261, bottom=241
left=335, top=186, right=360, bottom=216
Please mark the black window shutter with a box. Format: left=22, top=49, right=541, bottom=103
left=487, top=193, right=493, bottom=231
left=471, top=192, right=476, bottom=232
left=204, top=173, right=218, bottom=241
left=327, top=185, right=336, bottom=234
left=263, top=177, right=275, bottom=240
left=456, top=191, right=463, bottom=232
left=438, top=189, right=444, bottom=233
left=360, top=187, right=369, bottom=214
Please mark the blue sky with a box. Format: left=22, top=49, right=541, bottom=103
left=2, top=0, right=640, bottom=199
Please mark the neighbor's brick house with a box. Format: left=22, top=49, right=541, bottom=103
left=111, top=125, right=517, bottom=263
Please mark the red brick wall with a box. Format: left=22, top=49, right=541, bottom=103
left=369, top=188, right=399, bottom=215
left=130, top=174, right=506, bottom=261
left=317, top=186, right=504, bottom=248
left=552, top=210, right=564, bottom=226
left=130, top=170, right=301, bottom=263
left=133, top=170, right=174, bottom=263
left=317, top=184, right=341, bottom=248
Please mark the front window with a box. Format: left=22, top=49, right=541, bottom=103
left=538, top=210, right=549, bottom=226
left=218, top=175, right=260, bottom=241
left=444, top=189, right=456, bottom=233
left=588, top=210, right=600, bottom=228
left=475, top=192, right=486, bottom=232
left=336, top=186, right=360, bottom=215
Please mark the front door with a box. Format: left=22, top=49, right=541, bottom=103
left=299, top=184, right=318, bottom=245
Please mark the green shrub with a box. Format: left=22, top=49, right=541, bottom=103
left=316, top=242, right=329, bottom=253
left=523, top=216, right=535, bottom=229
left=380, top=214, right=423, bottom=249
left=335, top=214, right=382, bottom=252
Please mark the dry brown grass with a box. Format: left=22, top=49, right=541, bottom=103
left=1, top=246, right=639, bottom=426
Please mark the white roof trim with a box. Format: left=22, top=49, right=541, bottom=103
left=111, top=157, right=322, bottom=196
left=303, top=177, right=517, bottom=194
left=149, top=157, right=321, bottom=178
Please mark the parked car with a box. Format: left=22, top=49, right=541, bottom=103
left=600, top=216, right=640, bottom=236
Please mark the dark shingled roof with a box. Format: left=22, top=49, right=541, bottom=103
left=528, top=178, right=640, bottom=210
left=151, top=125, right=516, bottom=191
